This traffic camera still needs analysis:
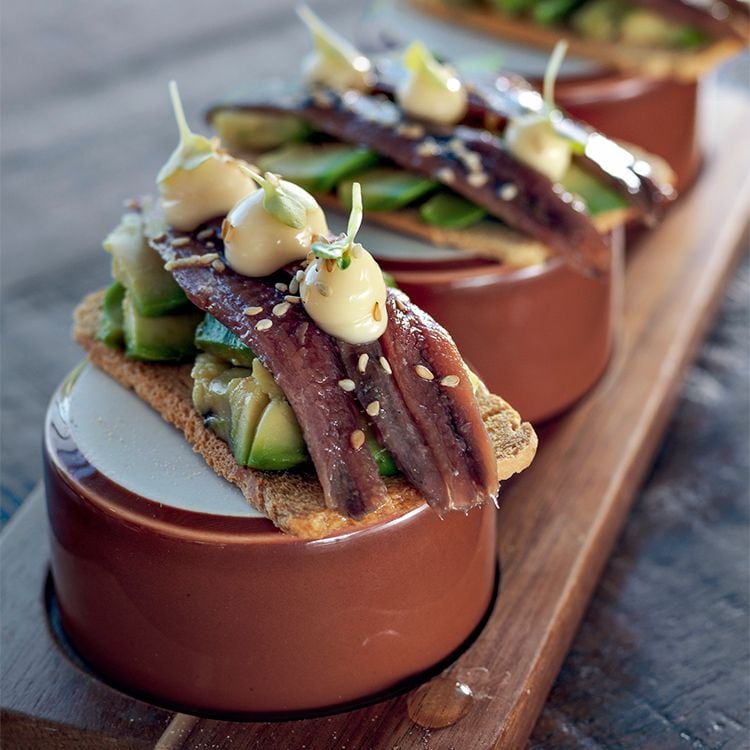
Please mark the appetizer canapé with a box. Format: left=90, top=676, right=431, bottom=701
left=74, top=82, right=536, bottom=538
left=207, top=10, right=675, bottom=274
left=409, top=0, right=749, bottom=79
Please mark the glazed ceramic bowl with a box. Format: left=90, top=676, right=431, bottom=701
left=366, top=224, right=623, bottom=424
left=44, top=363, right=497, bottom=716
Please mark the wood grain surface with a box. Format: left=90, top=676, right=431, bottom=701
left=1, top=1, right=749, bottom=748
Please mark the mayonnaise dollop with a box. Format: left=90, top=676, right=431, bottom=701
left=298, top=5, right=372, bottom=93
left=223, top=170, right=328, bottom=277
left=396, top=41, right=468, bottom=125
left=300, top=183, right=387, bottom=345
left=157, top=81, right=256, bottom=231
left=504, top=41, right=572, bottom=184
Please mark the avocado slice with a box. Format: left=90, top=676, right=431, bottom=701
left=122, top=292, right=202, bottom=362
left=228, top=376, right=271, bottom=466
left=247, top=398, right=309, bottom=470
left=420, top=191, right=488, bottom=229
left=96, top=281, right=126, bottom=348
left=338, top=168, right=438, bottom=212
left=195, top=314, right=256, bottom=367
left=560, top=164, right=629, bottom=216
left=104, top=212, right=187, bottom=317
left=365, top=431, right=399, bottom=477
left=211, top=110, right=312, bottom=151
left=257, top=143, right=381, bottom=193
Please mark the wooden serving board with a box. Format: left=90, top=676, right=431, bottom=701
left=1, top=85, right=748, bottom=750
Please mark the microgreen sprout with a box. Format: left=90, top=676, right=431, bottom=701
left=238, top=165, right=308, bottom=230
left=297, top=4, right=370, bottom=74
left=310, top=182, right=363, bottom=270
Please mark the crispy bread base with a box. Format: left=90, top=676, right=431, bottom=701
left=74, top=291, right=538, bottom=539
left=410, top=0, right=744, bottom=81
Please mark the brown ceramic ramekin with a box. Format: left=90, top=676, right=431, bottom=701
left=44, top=364, right=497, bottom=716
left=554, top=72, right=701, bottom=192
left=376, top=229, right=623, bottom=424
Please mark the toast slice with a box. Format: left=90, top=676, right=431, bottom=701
left=74, top=290, right=538, bottom=539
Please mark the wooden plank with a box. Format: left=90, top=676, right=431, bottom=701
left=1, top=85, right=747, bottom=749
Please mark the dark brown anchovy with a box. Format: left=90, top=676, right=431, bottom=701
left=375, top=61, right=675, bottom=220
left=147, top=217, right=387, bottom=519
left=378, top=292, right=499, bottom=511
left=628, top=0, right=749, bottom=39
left=220, top=92, right=611, bottom=274
left=337, top=336, right=455, bottom=511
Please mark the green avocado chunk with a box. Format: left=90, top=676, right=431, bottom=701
left=365, top=431, right=399, bottom=477
left=257, top=143, right=381, bottom=193
left=420, top=191, right=488, bottom=229
left=338, top=168, right=438, bottom=212
left=104, top=212, right=187, bottom=317
left=96, top=281, right=126, bottom=348
left=211, top=109, right=312, bottom=151
left=560, top=164, right=629, bottom=216
left=195, top=314, right=256, bottom=367
left=228, top=375, right=271, bottom=466
left=122, top=292, right=202, bottom=362
left=247, top=398, right=309, bottom=470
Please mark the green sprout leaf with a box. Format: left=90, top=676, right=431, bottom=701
left=297, top=4, right=363, bottom=71
left=240, top=166, right=308, bottom=229
left=310, top=182, right=362, bottom=270
left=402, top=41, right=454, bottom=89
left=157, top=81, right=216, bottom=183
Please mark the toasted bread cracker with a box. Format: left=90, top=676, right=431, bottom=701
left=74, top=291, right=537, bottom=539
left=411, top=0, right=744, bottom=81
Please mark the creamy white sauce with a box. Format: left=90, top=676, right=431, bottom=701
left=505, top=115, right=571, bottom=183
left=300, top=244, right=388, bottom=344
left=160, top=152, right=257, bottom=231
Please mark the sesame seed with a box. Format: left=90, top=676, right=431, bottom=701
left=350, top=429, right=366, bottom=450
left=285, top=294, right=301, bottom=304
left=275, top=282, right=288, bottom=293
left=221, top=219, right=231, bottom=239
left=440, top=375, right=460, bottom=388
left=415, top=365, right=434, bottom=381
left=436, top=167, right=456, bottom=184
left=499, top=183, right=518, bottom=201
left=152, top=232, right=166, bottom=243
left=467, top=171, right=489, bottom=188
left=244, top=306, right=263, bottom=316
left=295, top=269, right=305, bottom=282
left=272, top=302, right=290, bottom=317
left=205, top=241, right=215, bottom=249
left=338, top=379, right=356, bottom=392
left=463, top=152, right=482, bottom=172
left=396, top=122, right=425, bottom=139
left=372, top=301, right=382, bottom=322
left=255, top=319, right=273, bottom=331
left=396, top=298, right=408, bottom=312
left=416, top=139, right=441, bottom=157
left=316, top=282, right=331, bottom=297
left=288, top=277, right=299, bottom=294
left=172, top=236, right=191, bottom=247
left=197, top=228, right=214, bottom=241
left=325, top=259, right=335, bottom=273
left=211, top=259, right=226, bottom=272
left=357, top=353, right=369, bottom=373
left=379, top=356, right=392, bottom=375
left=366, top=400, right=380, bottom=417
left=164, top=253, right=219, bottom=271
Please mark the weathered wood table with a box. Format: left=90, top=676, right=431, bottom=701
left=1, top=1, right=748, bottom=747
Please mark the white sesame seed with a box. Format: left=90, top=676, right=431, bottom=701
left=325, top=259, right=335, bottom=273
left=467, top=171, right=489, bottom=188
left=244, top=306, right=263, bottom=316
left=436, top=167, right=456, bottom=184
left=396, top=122, right=425, bottom=139
left=197, top=228, right=214, bottom=241
left=275, top=282, right=288, bottom=293
left=316, top=282, right=331, bottom=297
left=205, top=241, right=215, bottom=249
left=416, top=139, right=441, bottom=157
left=396, top=298, right=408, bottom=312
left=288, top=277, right=299, bottom=294
left=440, top=375, right=460, bottom=388
left=350, top=429, right=365, bottom=450
left=285, top=295, right=301, bottom=304
left=415, top=364, right=434, bottom=381
left=338, top=379, right=356, bottom=392
left=372, top=301, right=382, bottom=322
left=172, top=236, right=191, bottom=247
left=499, top=183, right=518, bottom=201
left=366, top=400, right=380, bottom=417
left=255, top=319, right=273, bottom=331
left=295, top=269, right=305, bottom=282
left=379, top=356, right=392, bottom=375
left=272, top=302, right=290, bottom=317
left=357, top=353, right=369, bottom=373
left=211, top=259, right=226, bottom=272
left=462, top=152, right=482, bottom=172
